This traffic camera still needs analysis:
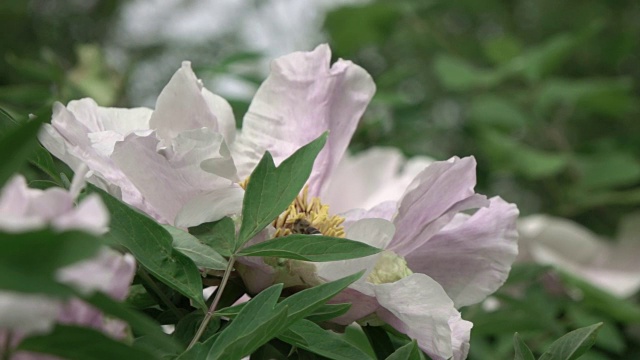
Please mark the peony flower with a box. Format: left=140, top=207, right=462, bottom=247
left=518, top=214, right=640, bottom=298
left=227, top=46, right=519, bottom=359
left=0, top=169, right=136, bottom=359
left=39, top=63, right=243, bottom=227
left=38, top=44, right=519, bottom=359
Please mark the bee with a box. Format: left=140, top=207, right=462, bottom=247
left=292, top=218, right=322, bottom=235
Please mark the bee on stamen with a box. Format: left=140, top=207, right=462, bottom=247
left=292, top=218, right=322, bottom=235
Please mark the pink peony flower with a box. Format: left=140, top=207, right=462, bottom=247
left=228, top=46, right=519, bottom=360
left=0, top=170, right=136, bottom=359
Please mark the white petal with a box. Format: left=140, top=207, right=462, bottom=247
left=0, top=292, right=61, bottom=333
left=174, top=186, right=244, bottom=228
left=405, top=197, right=519, bottom=307
left=322, top=148, right=433, bottom=214
left=233, top=44, right=375, bottom=194
left=149, top=62, right=221, bottom=143
left=201, top=87, right=237, bottom=144
left=375, top=274, right=472, bottom=360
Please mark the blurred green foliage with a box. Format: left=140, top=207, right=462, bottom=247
left=324, top=0, right=640, bottom=235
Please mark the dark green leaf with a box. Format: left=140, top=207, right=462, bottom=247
left=237, top=133, right=328, bottom=247
left=173, top=312, right=220, bottom=347
left=513, top=333, right=535, bottom=360
left=0, top=116, right=42, bottom=186
left=538, top=323, right=603, bottom=360
left=17, top=325, right=157, bottom=360
left=188, top=217, right=236, bottom=257
left=363, top=325, right=396, bottom=360
left=279, top=319, right=374, bottom=360
left=386, top=340, right=422, bottom=360
left=164, top=225, right=228, bottom=270
left=237, top=234, right=381, bottom=262
left=91, top=185, right=206, bottom=310
left=206, top=284, right=290, bottom=360
left=306, top=303, right=352, bottom=322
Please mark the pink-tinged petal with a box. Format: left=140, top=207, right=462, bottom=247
left=315, top=218, right=395, bottom=296
left=52, top=194, right=109, bottom=235
left=0, top=292, right=60, bottom=333
left=375, top=274, right=471, bottom=360
left=236, top=230, right=279, bottom=294
left=201, top=87, right=237, bottom=144
left=57, top=250, right=136, bottom=299
left=150, top=62, right=220, bottom=143
left=405, top=197, right=519, bottom=307
left=0, top=175, right=31, bottom=216
left=173, top=129, right=238, bottom=183
left=322, top=148, right=433, bottom=214
left=233, top=44, right=375, bottom=192
left=26, top=188, right=74, bottom=221
left=389, top=156, right=489, bottom=254
left=111, top=131, right=236, bottom=225
left=175, top=186, right=244, bottom=228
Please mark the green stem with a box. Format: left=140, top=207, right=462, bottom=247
left=187, top=256, right=236, bottom=350
left=138, top=267, right=182, bottom=320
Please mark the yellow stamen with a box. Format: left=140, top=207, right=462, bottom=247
left=273, top=186, right=345, bottom=238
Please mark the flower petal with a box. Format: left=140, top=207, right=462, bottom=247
left=0, top=292, right=60, bottom=333
left=233, top=44, right=375, bottom=194
left=404, top=197, right=519, bottom=307
left=149, top=62, right=221, bottom=144
left=111, top=130, right=237, bottom=225
left=389, top=156, right=489, bottom=254
left=175, top=186, right=244, bottom=228
left=52, top=194, right=110, bottom=235
left=375, top=274, right=472, bottom=360
left=315, top=218, right=395, bottom=297
left=201, top=87, right=237, bottom=144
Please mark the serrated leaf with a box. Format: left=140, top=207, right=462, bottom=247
left=538, top=323, right=603, bottom=360
left=279, top=319, right=374, bottom=360
left=188, top=217, right=236, bottom=257
left=0, top=116, right=42, bottom=186
left=237, top=234, right=381, bottom=262
left=237, top=133, right=328, bottom=247
left=513, top=333, right=535, bottom=360
left=386, top=340, right=422, bottom=360
left=91, top=185, right=206, bottom=310
left=17, top=325, right=157, bottom=360
left=206, top=284, right=290, bottom=360
left=164, top=224, right=228, bottom=270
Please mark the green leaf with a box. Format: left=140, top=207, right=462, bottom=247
left=173, top=312, right=220, bottom=347
left=558, top=272, right=640, bottom=323
left=278, top=271, right=364, bottom=322
left=538, top=323, right=603, bottom=360
left=513, top=333, right=535, bottom=360
left=237, top=132, right=328, bottom=247
left=469, top=95, right=528, bottom=132
left=433, top=55, right=505, bottom=91
left=386, top=340, right=422, bottom=360
left=0, top=116, right=42, bottom=186
left=206, top=284, right=290, bottom=360
left=17, top=325, right=157, bottom=360
left=90, top=185, right=206, bottom=311
left=363, top=325, right=396, bottom=360
left=279, top=319, right=374, bottom=360
left=306, top=303, right=352, bottom=322
left=188, top=217, right=236, bottom=257
left=81, top=291, right=184, bottom=355
left=237, top=235, right=381, bottom=262
left=164, top=224, right=228, bottom=270
left=0, top=230, right=101, bottom=297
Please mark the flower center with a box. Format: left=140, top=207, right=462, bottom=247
left=272, top=186, right=345, bottom=238
left=367, top=250, right=413, bottom=285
